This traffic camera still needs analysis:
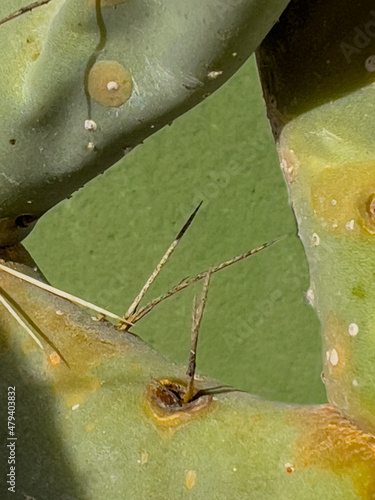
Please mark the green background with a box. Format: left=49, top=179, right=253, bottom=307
left=25, top=56, right=325, bottom=405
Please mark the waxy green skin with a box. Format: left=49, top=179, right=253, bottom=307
left=0, top=0, right=290, bottom=246
left=0, top=249, right=372, bottom=499
left=257, top=0, right=375, bottom=442
left=277, top=99, right=375, bottom=434
left=2, top=0, right=375, bottom=497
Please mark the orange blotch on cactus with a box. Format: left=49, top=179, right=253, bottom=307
left=292, top=405, right=375, bottom=499
left=310, top=162, right=375, bottom=236
left=48, top=351, right=61, bottom=366
left=87, top=61, right=133, bottom=108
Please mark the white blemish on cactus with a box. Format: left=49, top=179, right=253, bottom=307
left=353, top=379, right=359, bottom=387
left=84, top=119, right=97, bottom=131
left=55, top=310, right=63, bottom=316
left=312, top=233, right=320, bottom=246
left=305, top=288, right=315, bottom=306
left=365, top=55, right=375, bottom=72
left=279, top=151, right=297, bottom=182
left=72, top=404, right=80, bottom=410
left=348, top=323, right=359, bottom=337
left=207, top=70, right=223, bottom=79
left=107, top=81, right=119, bottom=91
left=328, top=348, right=339, bottom=366
left=137, top=451, right=148, bottom=465
left=285, top=463, right=295, bottom=474
left=331, top=199, right=337, bottom=206
left=345, top=219, right=355, bottom=230
left=87, top=142, right=95, bottom=150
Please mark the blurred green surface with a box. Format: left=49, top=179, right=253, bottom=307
left=25, top=56, right=325, bottom=404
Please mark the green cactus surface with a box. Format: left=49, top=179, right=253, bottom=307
left=0, top=0, right=290, bottom=246
left=3, top=0, right=375, bottom=498
left=1, top=247, right=375, bottom=499
left=257, top=0, right=375, bottom=451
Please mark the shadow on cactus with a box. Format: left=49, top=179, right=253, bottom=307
left=2, top=0, right=375, bottom=499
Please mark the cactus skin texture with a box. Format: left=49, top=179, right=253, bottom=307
left=3, top=0, right=375, bottom=498
left=0, top=0, right=290, bottom=246
left=256, top=0, right=375, bottom=486
left=1, top=247, right=375, bottom=499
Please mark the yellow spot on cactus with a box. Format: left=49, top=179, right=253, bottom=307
left=85, top=422, right=96, bottom=433
left=87, top=61, right=132, bottom=108
left=293, top=405, right=375, bottom=499
left=185, top=470, right=197, bottom=490
left=48, top=351, right=61, bottom=366
left=25, top=36, right=41, bottom=62
left=311, top=162, right=375, bottom=237
left=137, top=451, right=148, bottom=465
